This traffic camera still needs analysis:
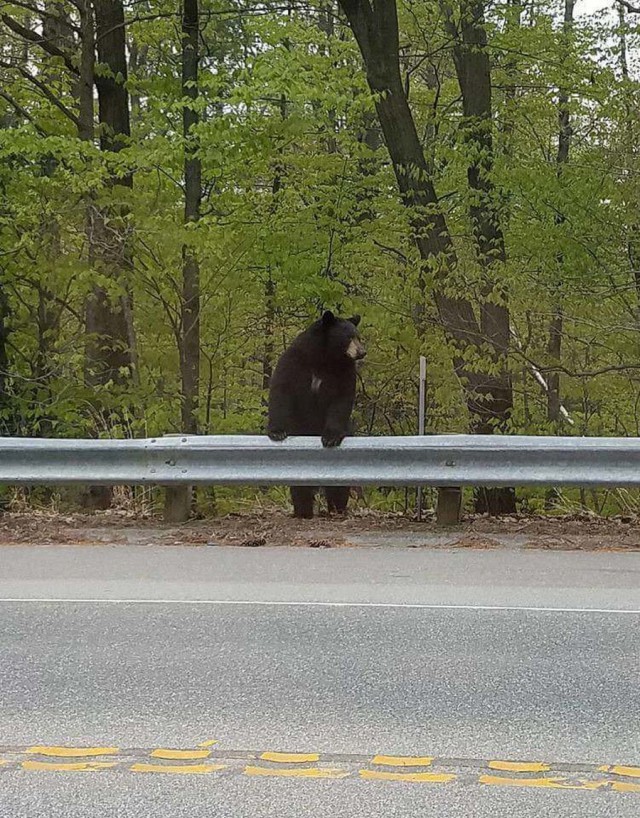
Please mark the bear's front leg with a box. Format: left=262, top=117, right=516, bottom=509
left=267, top=385, right=289, bottom=442
left=322, top=392, right=354, bottom=448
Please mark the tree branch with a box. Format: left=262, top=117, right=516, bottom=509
left=0, top=60, right=80, bottom=127
left=4, top=1, right=81, bottom=33
left=1, top=14, right=79, bottom=76
left=0, top=90, right=47, bottom=135
left=617, top=0, right=640, bottom=12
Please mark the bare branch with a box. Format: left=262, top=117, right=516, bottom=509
left=1, top=13, right=79, bottom=76
left=617, top=0, right=640, bottom=12
left=4, top=1, right=81, bottom=33
left=0, top=90, right=48, bottom=135
left=0, top=60, right=80, bottom=127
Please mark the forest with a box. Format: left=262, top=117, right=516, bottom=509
left=1, top=0, right=639, bottom=517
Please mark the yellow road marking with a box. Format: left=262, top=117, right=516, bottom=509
left=372, top=755, right=434, bottom=767
left=131, top=763, right=225, bottom=775
left=22, top=760, right=116, bottom=772
left=489, top=760, right=550, bottom=773
left=245, top=765, right=349, bottom=779
left=26, top=746, right=119, bottom=758
left=480, top=774, right=608, bottom=791
left=600, top=765, right=640, bottom=778
left=198, top=740, right=218, bottom=748
left=612, top=781, right=640, bottom=793
left=151, top=749, right=211, bottom=760
left=361, top=769, right=455, bottom=784
left=260, top=752, right=320, bottom=764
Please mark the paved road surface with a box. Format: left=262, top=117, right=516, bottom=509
left=1, top=544, right=639, bottom=817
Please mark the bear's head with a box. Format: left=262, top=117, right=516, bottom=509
left=321, top=310, right=366, bottom=362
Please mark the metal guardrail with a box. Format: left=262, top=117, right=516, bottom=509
left=0, top=434, right=639, bottom=487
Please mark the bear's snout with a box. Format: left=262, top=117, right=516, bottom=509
left=347, top=339, right=366, bottom=361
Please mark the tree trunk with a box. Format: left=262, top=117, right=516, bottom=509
left=84, top=0, right=135, bottom=508
left=547, top=0, right=574, bottom=431
left=0, top=284, right=9, bottom=435
left=543, top=0, right=574, bottom=509
left=338, top=0, right=515, bottom=514
left=86, top=0, right=135, bottom=396
left=164, top=0, right=202, bottom=523
left=442, top=0, right=515, bottom=513
left=180, top=0, right=201, bottom=437
left=618, top=6, right=640, bottom=325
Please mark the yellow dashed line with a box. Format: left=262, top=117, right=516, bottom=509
left=150, top=749, right=211, bottom=760
left=361, top=769, right=456, bottom=784
left=260, top=751, right=320, bottom=764
left=600, top=765, right=640, bottom=778
left=2, top=742, right=638, bottom=792
left=22, top=760, right=116, bottom=772
left=479, top=774, right=608, bottom=791
left=489, top=760, right=550, bottom=773
left=245, top=765, right=349, bottom=779
left=612, top=781, right=640, bottom=793
left=26, top=746, right=119, bottom=758
left=372, top=755, right=434, bottom=767
left=131, top=763, right=225, bottom=775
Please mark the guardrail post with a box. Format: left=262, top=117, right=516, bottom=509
left=164, top=485, right=192, bottom=523
left=436, top=487, right=462, bottom=526
left=162, top=435, right=192, bottom=523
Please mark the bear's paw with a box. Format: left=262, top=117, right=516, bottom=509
left=321, top=430, right=345, bottom=448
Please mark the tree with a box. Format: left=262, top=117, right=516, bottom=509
left=180, top=0, right=201, bottom=438
left=337, top=0, right=516, bottom=513
left=164, top=0, right=203, bottom=523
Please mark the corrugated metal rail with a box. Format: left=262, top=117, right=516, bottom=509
left=0, top=434, right=638, bottom=487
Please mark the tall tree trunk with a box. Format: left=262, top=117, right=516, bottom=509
left=442, top=0, right=515, bottom=513
left=543, top=0, right=574, bottom=508
left=84, top=0, right=135, bottom=508
left=87, top=0, right=136, bottom=394
left=338, top=0, right=515, bottom=514
left=618, top=5, right=640, bottom=324
left=501, top=0, right=523, bottom=159
left=33, top=1, right=74, bottom=438
left=180, top=0, right=201, bottom=436
left=164, top=0, right=202, bottom=524
left=0, top=283, right=9, bottom=436
left=262, top=92, right=287, bottom=411
left=547, top=0, right=574, bottom=432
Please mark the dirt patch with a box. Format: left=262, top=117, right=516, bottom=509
left=1, top=508, right=640, bottom=551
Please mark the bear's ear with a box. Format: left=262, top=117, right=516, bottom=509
left=348, top=314, right=361, bottom=327
left=322, top=310, right=336, bottom=326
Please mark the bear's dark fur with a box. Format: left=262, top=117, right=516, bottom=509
left=267, top=310, right=366, bottom=519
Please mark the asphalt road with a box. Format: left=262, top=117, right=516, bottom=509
left=1, top=543, right=639, bottom=817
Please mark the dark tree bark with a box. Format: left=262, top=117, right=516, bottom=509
left=83, top=0, right=136, bottom=508
left=180, top=0, right=202, bottom=436
left=163, top=0, right=202, bottom=523
left=618, top=5, right=640, bottom=323
left=262, top=92, right=287, bottom=411
left=442, top=0, right=515, bottom=513
left=547, top=0, right=575, bottom=432
left=85, top=0, right=135, bottom=398
left=0, top=284, right=9, bottom=435
left=542, top=0, right=574, bottom=508
left=338, top=0, right=515, bottom=514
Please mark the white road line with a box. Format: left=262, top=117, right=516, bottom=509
left=0, top=598, right=639, bottom=614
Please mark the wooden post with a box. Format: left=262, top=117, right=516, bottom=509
left=416, top=356, right=426, bottom=521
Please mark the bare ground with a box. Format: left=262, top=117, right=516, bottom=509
left=1, top=508, right=640, bottom=551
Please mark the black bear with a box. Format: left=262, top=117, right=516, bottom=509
left=267, top=310, right=366, bottom=518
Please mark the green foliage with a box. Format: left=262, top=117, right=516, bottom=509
left=1, top=0, right=640, bottom=514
